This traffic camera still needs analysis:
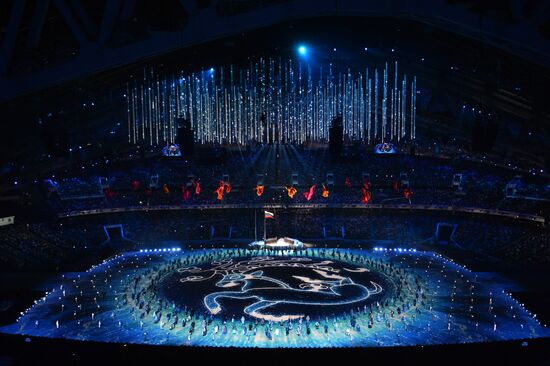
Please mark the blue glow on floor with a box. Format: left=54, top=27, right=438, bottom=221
left=2, top=248, right=548, bottom=348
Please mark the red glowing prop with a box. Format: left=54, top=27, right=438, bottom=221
left=255, top=185, right=264, bottom=197
left=361, top=187, right=371, bottom=204
left=322, top=184, right=329, bottom=198
left=303, top=184, right=316, bottom=201
left=215, top=181, right=225, bottom=201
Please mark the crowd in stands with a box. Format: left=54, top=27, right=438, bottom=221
left=0, top=222, right=105, bottom=271
left=2, top=208, right=547, bottom=272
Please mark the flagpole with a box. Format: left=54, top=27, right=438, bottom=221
left=254, top=209, right=257, bottom=242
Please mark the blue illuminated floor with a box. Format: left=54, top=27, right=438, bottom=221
left=2, top=247, right=548, bottom=348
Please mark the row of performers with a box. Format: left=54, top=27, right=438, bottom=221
left=102, top=178, right=413, bottom=203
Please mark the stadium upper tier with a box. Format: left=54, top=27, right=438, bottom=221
left=37, top=144, right=549, bottom=217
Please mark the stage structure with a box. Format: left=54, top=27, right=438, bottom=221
left=126, top=59, right=416, bottom=145
left=249, top=237, right=307, bottom=248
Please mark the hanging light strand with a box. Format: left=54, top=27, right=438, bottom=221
left=126, top=59, right=416, bottom=146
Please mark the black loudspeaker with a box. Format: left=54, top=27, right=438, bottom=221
left=329, top=116, right=343, bottom=156
left=260, top=113, right=267, bottom=143
left=177, top=117, right=191, bottom=130
left=177, top=117, right=194, bottom=155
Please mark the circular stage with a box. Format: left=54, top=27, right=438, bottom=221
left=2, top=247, right=548, bottom=348
left=159, top=255, right=389, bottom=322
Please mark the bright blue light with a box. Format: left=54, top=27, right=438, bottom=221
left=297, top=45, right=307, bottom=56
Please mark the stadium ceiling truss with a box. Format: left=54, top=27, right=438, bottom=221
left=0, top=0, right=549, bottom=101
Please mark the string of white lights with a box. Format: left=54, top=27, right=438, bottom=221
left=126, top=59, right=417, bottom=145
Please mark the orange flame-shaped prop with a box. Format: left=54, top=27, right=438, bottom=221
left=361, top=187, right=371, bottom=204
left=255, top=185, right=264, bottom=197
left=403, top=187, right=413, bottom=200
left=285, top=186, right=297, bottom=199
left=182, top=185, right=191, bottom=200
left=215, top=181, right=225, bottom=201
left=321, top=184, right=329, bottom=198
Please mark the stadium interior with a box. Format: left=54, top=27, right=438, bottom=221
left=0, top=0, right=549, bottom=364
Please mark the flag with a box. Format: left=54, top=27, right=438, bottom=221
left=264, top=210, right=274, bottom=219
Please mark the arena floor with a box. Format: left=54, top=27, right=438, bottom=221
left=2, top=247, right=548, bottom=348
